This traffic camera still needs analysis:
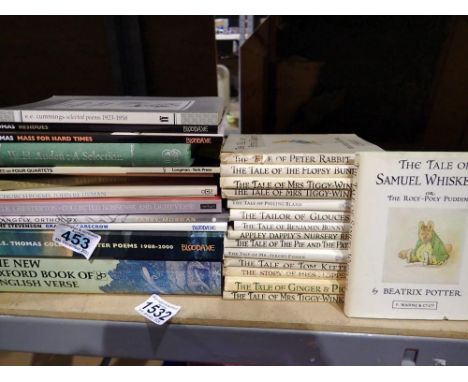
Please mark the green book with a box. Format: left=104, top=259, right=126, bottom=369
left=0, top=143, right=193, bottom=166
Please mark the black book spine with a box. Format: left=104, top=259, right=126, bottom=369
left=0, top=132, right=223, bottom=145
left=0, top=122, right=219, bottom=134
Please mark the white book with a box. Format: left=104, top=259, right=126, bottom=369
left=220, top=176, right=352, bottom=190
left=0, top=221, right=228, bottom=232
left=229, top=209, right=350, bottom=223
left=227, top=199, right=350, bottom=211
left=345, top=152, right=468, bottom=320
left=233, top=220, right=351, bottom=232
left=0, top=184, right=217, bottom=199
left=224, top=247, right=348, bottom=262
left=0, top=95, right=225, bottom=125
left=227, top=229, right=350, bottom=241
left=220, top=163, right=355, bottom=178
left=223, top=267, right=347, bottom=280
left=223, top=291, right=344, bottom=303
left=0, top=166, right=220, bottom=175
left=222, top=188, right=352, bottom=199
left=223, top=257, right=347, bottom=271
left=220, top=134, right=382, bottom=164
left=224, top=238, right=350, bottom=250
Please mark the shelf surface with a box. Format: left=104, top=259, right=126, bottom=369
left=1, top=292, right=468, bottom=340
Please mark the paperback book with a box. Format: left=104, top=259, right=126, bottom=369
left=345, top=152, right=468, bottom=320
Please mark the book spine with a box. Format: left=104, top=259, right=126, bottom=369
left=227, top=230, right=350, bottom=241
left=229, top=209, right=350, bottom=223
left=223, top=257, right=347, bottom=271
left=224, top=238, right=350, bottom=250
left=0, top=166, right=220, bottom=175
left=0, top=122, right=220, bottom=134
left=224, top=276, right=345, bottom=294
left=0, top=230, right=224, bottom=260
left=0, top=257, right=222, bottom=295
left=0, top=132, right=223, bottom=145
left=220, top=177, right=352, bottom=190
left=0, top=197, right=222, bottom=215
left=222, top=188, right=352, bottom=199
left=223, top=267, right=347, bottom=279
left=10, top=109, right=220, bottom=126
left=223, top=291, right=345, bottom=303
left=224, top=248, right=348, bottom=262
left=0, top=184, right=217, bottom=199
left=0, top=213, right=227, bottom=224
left=0, top=221, right=228, bottom=232
left=0, top=176, right=139, bottom=190
left=233, top=220, right=351, bottom=232
left=220, top=153, right=355, bottom=165
left=0, top=143, right=194, bottom=166
left=227, top=198, right=350, bottom=211
left=220, top=164, right=355, bottom=178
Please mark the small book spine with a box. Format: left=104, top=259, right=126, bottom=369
left=227, top=230, right=350, bottom=241
left=0, top=166, right=220, bottom=175
left=224, top=276, right=345, bottom=294
left=223, top=257, right=347, bottom=271
left=220, top=164, right=355, bottom=178
left=0, top=131, right=223, bottom=145
left=0, top=143, right=193, bottom=166
left=229, top=209, right=350, bottom=223
left=222, top=188, right=352, bottom=199
left=0, top=213, right=227, bottom=224
left=6, top=109, right=220, bottom=126
left=233, top=220, right=351, bottom=232
left=227, top=198, right=350, bottom=211
left=222, top=291, right=345, bottom=303
left=0, top=257, right=222, bottom=295
left=224, top=238, right=350, bottom=250
left=220, top=153, right=355, bottom=165
left=223, top=267, right=347, bottom=279
left=0, top=221, right=228, bottom=232
left=224, top=248, right=348, bottom=263
left=0, top=122, right=220, bottom=134
left=0, top=230, right=224, bottom=260
left=0, top=184, right=217, bottom=199
left=0, top=196, right=222, bottom=215
left=220, top=177, right=352, bottom=190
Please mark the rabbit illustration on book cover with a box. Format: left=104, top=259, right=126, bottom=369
left=398, top=221, right=452, bottom=266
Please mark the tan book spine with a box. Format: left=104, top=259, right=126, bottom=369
left=229, top=209, right=350, bottom=223
left=233, top=220, right=351, bottom=232
left=224, top=247, right=348, bottom=263
left=223, top=291, right=345, bottom=303
left=223, top=266, right=347, bottom=279
left=220, top=164, right=355, bottom=178
left=227, top=198, right=350, bottom=211
left=222, top=188, right=352, bottom=199
left=227, top=230, right=350, bottom=241
left=224, top=276, right=345, bottom=294
left=224, top=238, right=350, bottom=250
left=223, top=256, right=347, bottom=271
left=220, top=177, right=352, bottom=190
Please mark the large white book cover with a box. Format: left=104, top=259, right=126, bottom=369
left=345, top=152, right=468, bottom=319
left=221, top=134, right=382, bottom=164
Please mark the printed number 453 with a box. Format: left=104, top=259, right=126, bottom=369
left=61, top=231, right=90, bottom=249
left=141, top=302, right=172, bottom=320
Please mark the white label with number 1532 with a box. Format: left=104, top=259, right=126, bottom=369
left=135, top=294, right=181, bottom=325
left=52, top=224, right=101, bottom=260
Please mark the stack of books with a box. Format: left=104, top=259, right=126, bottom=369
left=220, top=134, right=381, bottom=303
left=0, top=95, right=227, bottom=295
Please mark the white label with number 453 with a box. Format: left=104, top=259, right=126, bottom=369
left=135, top=294, right=181, bottom=325
left=52, top=224, right=101, bottom=260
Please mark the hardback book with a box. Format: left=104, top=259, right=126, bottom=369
left=345, top=152, right=468, bottom=320
left=223, top=266, right=346, bottom=280
left=0, top=257, right=221, bottom=295
left=222, top=188, right=352, bottom=200
left=220, top=134, right=381, bottom=164
left=0, top=95, right=225, bottom=126
left=227, top=199, right=350, bottom=211
left=223, top=257, right=347, bottom=272
left=220, top=177, right=352, bottom=190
